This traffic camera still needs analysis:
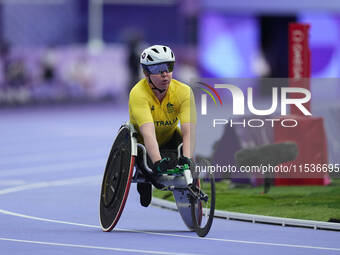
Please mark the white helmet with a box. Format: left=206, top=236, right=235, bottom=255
left=140, top=45, right=175, bottom=65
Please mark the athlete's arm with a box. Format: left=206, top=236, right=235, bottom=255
left=181, top=122, right=196, bottom=159
left=129, top=87, right=161, bottom=163
left=178, top=86, right=196, bottom=159
left=139, top=122, right=162, bottom=164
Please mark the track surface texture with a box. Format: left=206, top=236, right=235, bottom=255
left=0, top=103, right=339, bottom=255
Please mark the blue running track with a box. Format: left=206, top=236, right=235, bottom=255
left=0, top=103, right=339, bottom=255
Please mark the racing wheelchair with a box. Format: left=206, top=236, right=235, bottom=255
left=99, top=123, right=215, bottom=237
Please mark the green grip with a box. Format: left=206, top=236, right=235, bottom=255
left=163, top=164, right=190, bottom=175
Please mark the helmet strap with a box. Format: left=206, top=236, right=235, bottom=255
left=148, top=76, right=166, bottom=94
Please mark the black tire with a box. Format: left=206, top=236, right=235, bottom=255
left=100, top=125, right=135, bottom=232
left=190, top=169, right=215, bottom=237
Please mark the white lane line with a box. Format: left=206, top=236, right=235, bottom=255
left=0, top=208, right=339, bottom=252
left=0, top=175, right=101, bottom=195
left=0, top=159, right=105, bottom=178
left=0, top=176, right=339, bottom=252
left=133, top=230, right=340, bottom=252
left=0, top=208, right=100, bottom=229
left=0, top=237, right=198, bottom=255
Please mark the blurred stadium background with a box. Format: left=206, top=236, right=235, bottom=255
left=1, top=0, right=340, bottom=187
left=1, top=0, right=340, bottom=105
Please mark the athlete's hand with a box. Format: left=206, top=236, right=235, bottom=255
left=153, top=158, right=176, bottom=175
left=178, top=156, right=193, bottom=167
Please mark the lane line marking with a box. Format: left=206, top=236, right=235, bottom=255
left=0, top=208, right=100, bottom=229
left=0, top=237, right=198, bottom=255
left=0, top=176, right=339, bottom=252
left=0, top=175, right=101, bottom=195
left=131, top=230, right=340, bottom=252
left=1, top=208, right=339, bottom=252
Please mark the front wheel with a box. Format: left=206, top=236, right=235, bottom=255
left=99, top=125, right=135, bottom=232
left=190, top=169, right=215, bottom=237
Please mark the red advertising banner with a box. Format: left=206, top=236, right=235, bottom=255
left=288, top=23, right=311, bottom=115
left=274, top=116, right=330, bottom=186
left=274, top=23, right=330, bottom=186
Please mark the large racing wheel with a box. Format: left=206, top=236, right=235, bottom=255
left=99, top=124, right=136, bottom=232
left=190, top=159, right=216, bottom=237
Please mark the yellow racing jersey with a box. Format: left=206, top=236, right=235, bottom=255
left=129, top=78, right=196, bottom=146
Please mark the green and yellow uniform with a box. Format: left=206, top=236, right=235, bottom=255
left=129, top=78, right=196, bottom=146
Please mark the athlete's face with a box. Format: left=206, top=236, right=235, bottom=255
left=149, top=71, right=172, bottom=90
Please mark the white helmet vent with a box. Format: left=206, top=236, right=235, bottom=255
left=140, top=45, right=175, bottom=65
left=151, top=48, right=159, bottom=53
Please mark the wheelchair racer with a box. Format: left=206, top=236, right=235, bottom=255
left=129, top=45, right=196, bottom=207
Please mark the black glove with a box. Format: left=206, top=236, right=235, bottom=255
left=153, top=157, right=176, bottom=176
left=178, top=156, right=193, bottom=167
